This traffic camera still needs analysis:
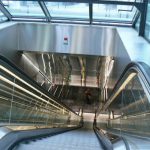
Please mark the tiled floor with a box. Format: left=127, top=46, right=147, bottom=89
left=14, top=129, right=104, bottom=150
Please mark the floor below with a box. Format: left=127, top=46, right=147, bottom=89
left=13, top=128, right=104, bottom=150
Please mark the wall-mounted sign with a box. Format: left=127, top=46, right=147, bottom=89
left=64, top=37, right=68, bottom=45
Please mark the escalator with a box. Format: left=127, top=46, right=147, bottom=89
left=0, top=55, right=82, bottom=150
left=0, top=55, right=105, bottom=150
left=96, top=62, right=150, bottom=149
left=1, top=54, right=150, bottom=150
left=13, top=128, right=104, bottom=150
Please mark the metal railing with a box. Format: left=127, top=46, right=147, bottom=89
left=0, top=55, right=80, bottom=128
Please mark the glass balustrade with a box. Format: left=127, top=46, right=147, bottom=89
left=0, top=57, right=80, bottom=129
left=107, top=73, right=150, bottom=136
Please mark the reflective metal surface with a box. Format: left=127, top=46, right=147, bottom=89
left=113, top=138, right=127, bottom=150
left=124, top=136, right=150, bottom=150
left=22, top=53, right=111, bottom=87
left=0, top=22, right=18, bottom=62
left=17, top=23, right=150, bottom=94
left=108, top=129, right=150, bottom=150
left=0, top=22, right=150, bottom=93
left=20, top=53, right=111, bottom=113
left=18, top=23, right=116, bottom=56
left=0, top=22, right=150, bottom=115
left=0, top=127, right=11, bottom=139
left=0, top=22, right=146, bottom=93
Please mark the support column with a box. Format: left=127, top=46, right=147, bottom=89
left=139, top=0, right=148, bottom=36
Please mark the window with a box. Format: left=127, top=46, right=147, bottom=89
left=0, top=10, right=7, bottom=22
left=135, top=15, right=141, bottom=32
left=145, top=1, right=150, bottom=40
left=2, top=1, right=45, bottom=17
left=0, top=0, right=139, bottom=25
left=93, top=4, right=137, bottom=23
left=45, top=2, right=89, bottom=20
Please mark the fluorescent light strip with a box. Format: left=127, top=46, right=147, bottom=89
left=110, top=73, right=136, bottom=102
left=42, top=54, right=46, bottom=73
left=103, top=73, right=137, bottom=110
left=22, top=54, right=39, bottom=72
left=0, top=75, right=62, bottom=111
left=23, top=54, right=53, bottom=85
left=0, top=65, right=65, bottom=110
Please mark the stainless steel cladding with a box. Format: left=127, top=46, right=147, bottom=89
left=18, top=23, right=116, bottom=56
left=0, top=22, right=19, bottom=62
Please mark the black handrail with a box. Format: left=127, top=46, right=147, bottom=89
left=94, top=126, right=113, bottom=150
left=0, top=126, right=81, bottom=150
left=0, top=55, right=78, bottom=116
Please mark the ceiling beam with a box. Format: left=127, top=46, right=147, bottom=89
left=89, top=3, right=93, bottom=24
left=38, top=1, right=51, bottom=22
left=0, top=2, right=12, bottom=20
left=8, top=0, right=141, bottom=6
left=139, top=0, right=148, bottom=36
